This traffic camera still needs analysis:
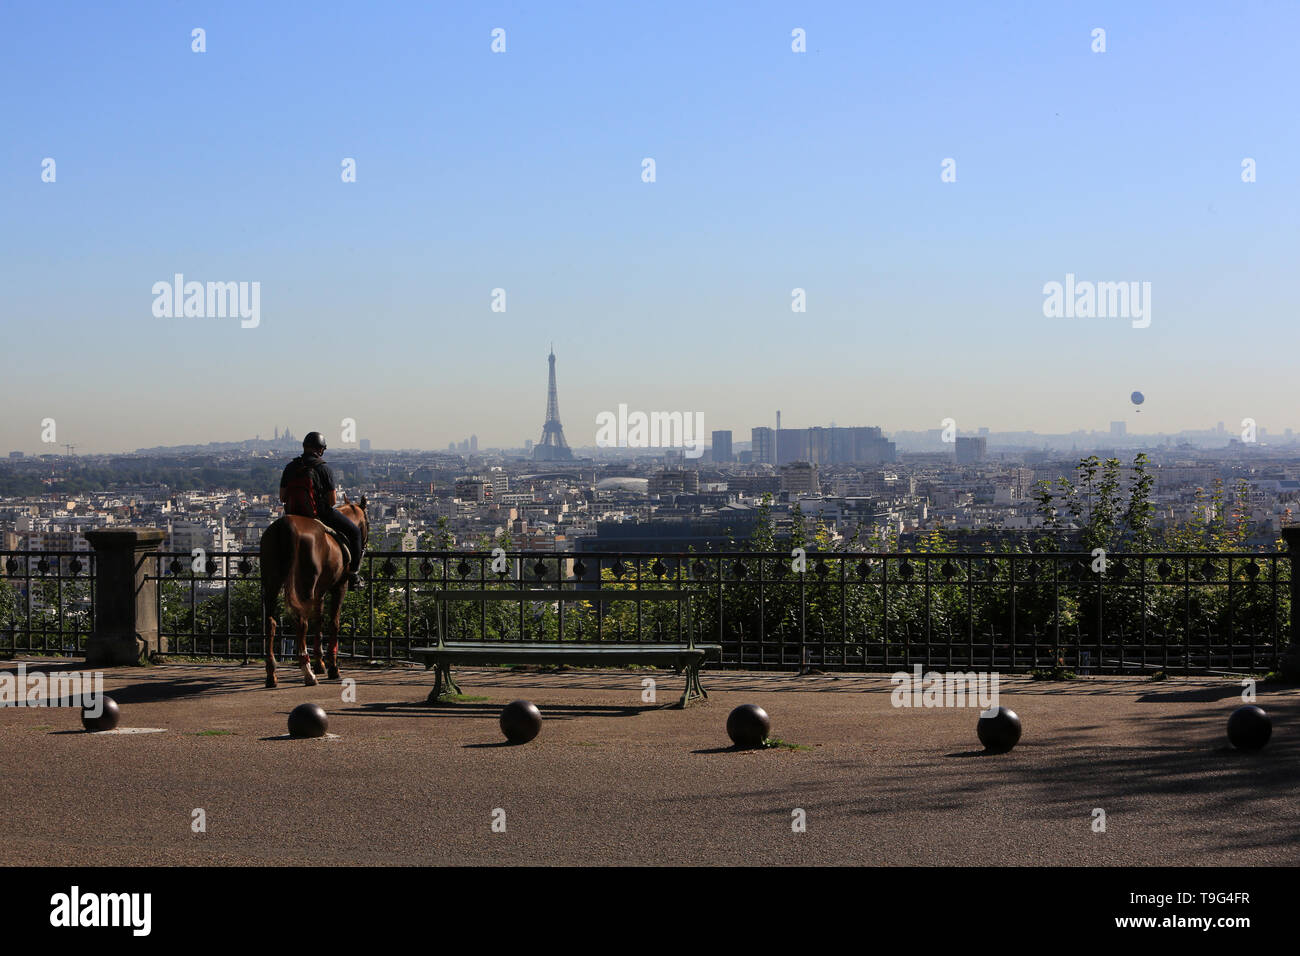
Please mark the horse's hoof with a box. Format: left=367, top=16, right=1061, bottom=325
left=326, top=668, right=339, bottom=681
left=265, top=678, right=277, bottom=688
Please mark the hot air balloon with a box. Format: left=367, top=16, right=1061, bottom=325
left=1131, top=391, right=1144, bottom=412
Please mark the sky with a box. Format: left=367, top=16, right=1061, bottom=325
left=1, top=1, right=1297, bottom=454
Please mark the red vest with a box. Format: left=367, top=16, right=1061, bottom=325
left=283, top=457, right=323, bottom=517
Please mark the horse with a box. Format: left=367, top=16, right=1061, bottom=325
left=259, top=495, right=368, bottom=688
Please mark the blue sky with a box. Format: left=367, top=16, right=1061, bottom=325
left=2, top=1, right=1297, bottom=453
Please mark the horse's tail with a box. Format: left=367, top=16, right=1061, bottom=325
left=261, top=517, right=309, bottom=627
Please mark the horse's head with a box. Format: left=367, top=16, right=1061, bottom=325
left=342, top=493, right=369, bottom=545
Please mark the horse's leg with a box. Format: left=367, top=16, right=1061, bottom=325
left=265, top=616, right=278, bottom=687
left=264, top=579, right=280, bottom=688
left=297, top=610, right=317, bottom=687
left=312, top=610, right=326, bottom=676
left=292, top=539, right=321, bottom=686
left=263, top=518, right=300, bottom=688
left=326, top=583, right=344, bottom=681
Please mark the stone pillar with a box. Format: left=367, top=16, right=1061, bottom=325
left=1281, top=527, right=1300, bottom=679
left=84, top=529, right=167, bottom=666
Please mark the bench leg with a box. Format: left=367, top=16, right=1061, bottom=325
left=678, top=663, right=708, bottom=708
left=427, top=663, right=463, bottom=703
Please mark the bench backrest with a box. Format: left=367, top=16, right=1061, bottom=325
left=427, top=589, right=686, bottom=602
left=430, top=588, right=694, bottom=649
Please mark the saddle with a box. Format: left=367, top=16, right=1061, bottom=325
left=312, top=519, right=352, bottom=570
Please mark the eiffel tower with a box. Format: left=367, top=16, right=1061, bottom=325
left=533, top=345, right=573, bottom=461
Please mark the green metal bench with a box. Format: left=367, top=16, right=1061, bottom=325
left=411, top=588, right=720, bottom=707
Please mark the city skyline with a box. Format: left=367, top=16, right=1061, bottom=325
left=3, top=345, right=1293, bottom=457
left=6, top=410, right=1294, bottom=458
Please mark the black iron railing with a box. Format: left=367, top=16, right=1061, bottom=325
left=141, top=549, right=1290, bottom=675
left=0, top=550, right=96, bottom=657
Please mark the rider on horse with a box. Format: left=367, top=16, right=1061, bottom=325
left=279, top=431, right=364, bottom=588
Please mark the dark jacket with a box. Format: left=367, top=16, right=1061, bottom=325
left=280, top=453, right=336, bottom=518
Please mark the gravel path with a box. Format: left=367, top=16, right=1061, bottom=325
left=1, top=662, right=1294, bottom=866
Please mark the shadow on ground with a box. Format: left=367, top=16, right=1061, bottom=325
left=91, top=677, right=229, bottom=704
left=347, top=699, right=658, bottom=722
left=663, top=695, right=1300, bottom=854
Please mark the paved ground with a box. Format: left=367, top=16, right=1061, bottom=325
left=1, top=659, right=1297, bottom=866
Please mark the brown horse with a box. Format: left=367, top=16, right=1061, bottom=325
left=260, top=496, right=368, bottom=688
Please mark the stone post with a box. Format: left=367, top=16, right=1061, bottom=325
left=1281, top=526, right=1300, bottom=679
left=84, top=528, right=167, bottom=666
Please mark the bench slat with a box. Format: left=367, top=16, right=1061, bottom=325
left=413, top=642, right=719, bottom=654
left=427, top=589, right=689, bottom=602
left=413, top=642, right=720, bottom=666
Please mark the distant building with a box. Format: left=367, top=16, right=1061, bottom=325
left=753, top=424, right=893, bottom=466
left=454, top=478, right=493, bottom=502
left=727, top=475, right=781, bottom=495
left=711, top=430, right=733, bottom=463
left=360, top=439, right=371, bottom=452
left=648, top=468, right=700, bottom=496
left=166, top=521, right=213, bottom=554
left=776, top=427, right=805, bottom=465
left=955, top=436, right=986, bottom=464
left=780, top=461, right=820, bottom=494
left=1110, top=421, right=1126, bottom=437
left=8, top=451, right=22, bottom=459
left=579, top=511, right=761, bottom=554
left=832, top=426, right=895, bottom=465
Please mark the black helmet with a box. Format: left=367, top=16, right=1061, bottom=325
left=303, top=432, right=327, bottom=453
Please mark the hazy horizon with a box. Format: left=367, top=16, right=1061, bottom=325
left=3, top=408, right=1292, bottom=458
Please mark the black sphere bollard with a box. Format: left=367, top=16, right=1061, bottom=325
left=977, top=706, right=1022, bottom=753
left=726, top=704, right=771, bottom=749
left=288, top=702, right=329, bottom=738
left=82, top=696, right=121, bottom=733
left=499, top=700, right=543, bottom=744
left=1227, top=705, right=1271, bottom=752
